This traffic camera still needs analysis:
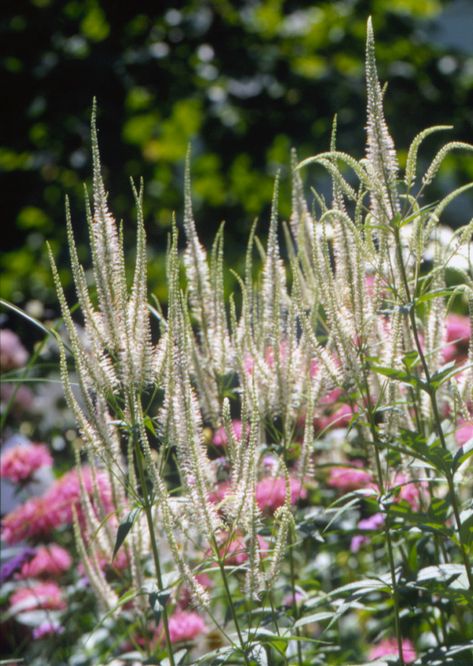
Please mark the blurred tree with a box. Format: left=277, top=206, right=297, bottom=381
left=1, top=0, right=472, bottom=308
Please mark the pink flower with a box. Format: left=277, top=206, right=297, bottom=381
left=2, top=466, right=112, bottom=544
left=166, top=611, right=207, bottom=644
left=0, top=329, right=28, bottom=371
left=0, top=443, right=53, bottom=483
left=455, top=421, right=473, bottom=447
left=391, top=473, right=426, bottom=511
left=328, top=465, right=373, bottom=492
left=442, top=314, right=471, bottom=363
left=316, top=404, right=354, bottom=432
left=350, top=513, right=385, bottom=552
left=243, top=353, right=255, bottom=376
left=2, top=496, right=53, bottom=543
left=19, top=544, right=72, bottom=578
left=255, top=477, right=306, bottom=513
left=212, top=420, right=243, bottom=446
left=218, top=533, right=269, bottom=566
left=10, top=582, right=65, bottom=612
left=369, top=637, right=416, bottom=663
left=32, top=621, right=64, bottom=640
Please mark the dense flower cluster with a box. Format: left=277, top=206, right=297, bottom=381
left=0, top=442, right=53, bottom=483
left=2, top=466, right=112, bottom=543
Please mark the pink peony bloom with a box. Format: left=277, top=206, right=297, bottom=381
left=19, top=544, right=72, bottom=578
left=255, top=476, right=306, bottom=513
left=212, top=420, right=243, bottom=446
left=10, top=581, right=65, bottom=612
left=166, top=610, right=207, bottom=644
left=32, top=620, right=64, bottom=640
left=455, top=421, right=473, bottom=447
left=0, top=443, right=53, bottom=483
left=369, top=637, right=416, bottom=663
left=0, top=329, right=28, bottom=371
left=328, top=465, right=373, bottom=492
left=2, top=466, right=112, bottom=544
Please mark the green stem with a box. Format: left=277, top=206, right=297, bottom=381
left=393, top=226, right=473, bottom=591
left=288, top=525, right=303, bottom=666
left=362, top=367, right=405, bottom=666
left=135, top=444, right=176, bottom=666
left=211, top=535, right=251, bottom=666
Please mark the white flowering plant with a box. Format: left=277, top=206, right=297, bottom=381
left=1, top=19, right=472, bottom=666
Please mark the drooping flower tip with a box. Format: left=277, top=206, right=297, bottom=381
left=369, top=637, right=416, bottom=663
left=0, top=443, right=53, bottom=483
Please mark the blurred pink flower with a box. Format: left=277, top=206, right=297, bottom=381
left=218, top=533, right=269, bottom=566
left=369, top=637, right=416, bottom=663
left=316, top=404, right=354, bottom=431
left=19, top=544, right=72, bottom=578
left=0, top=443, right=53, bottom=483
left=351, top=513, right=385, bottom=552
left=442, top=314, right=471, bottom=363
left=32, top=620, right=64, bottom=640
left=255, top=476, right=306, bottom=513
left=0, top=329, right=28, bottom=372
left=328, top=465, right=373, bottom=492
left=10, top=581, right=65, bottom=612
left=392, top=473, right=426, bottom=512
left=166, top=610, right=207, bottom=643
left=212, top=420, right=243, bottom=446
left=455, top=421, right=473, bottom=447
left=2, top=466, right=112, bottom=544
left=0, top=384, right=34, bottom=414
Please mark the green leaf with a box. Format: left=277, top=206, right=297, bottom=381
left=294, top=611, right=334, bottom=629
left=148, top=587, right=171, bottom=623
left=113, top=507, right=141, bottom=560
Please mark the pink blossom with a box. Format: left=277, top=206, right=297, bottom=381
left=166, top=611, right=207, bottom=643
left=0, top=383, right=34, bottom=413
left=0, top=443, right=53, bottom=483
left=218, top=533, right=269, bottom=566
left=316, top=404, right=354, bottom=431
left=2, top=496, right=54, bottom=543
left=19, top=544, right=72, bottom=578
left=10, top=582, right=65, bottom=612
left=2, top=466, right=112, bottom=544
left=32, top=621, right=64, bottom=640
left=243, top=353, right=255, bottom=376
left=212, top=420, right=243, bottom=446
left=255, top=476, right=306, bottom=513
left=350, top=513, right=385, bottom=552
left=455, top=421, right=473, bottom=447
left=0, top=329, right=28, bottom=371
left=208, top=481, right=232, bottom=506
left=442, top=314, right=471, bottom=363
left=392, top=473, right=426, bottom=511
left=369, top=637, right=416, bottom=663
left=328, top=465, right=373, bottom=492
left=358, top=513, right=385, bottom=531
